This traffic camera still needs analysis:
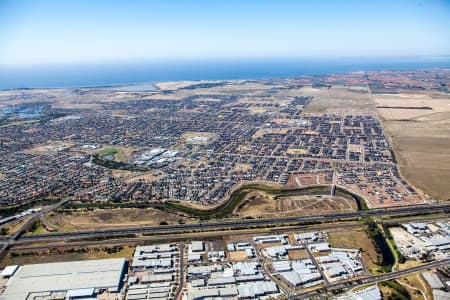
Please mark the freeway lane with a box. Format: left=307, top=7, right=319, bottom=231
left=16, top=202, right=450, bottom=243
left=0, top=198, right=69, bottom=257
left=10, top=213, right=448, bottom=250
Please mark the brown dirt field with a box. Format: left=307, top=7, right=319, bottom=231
left=236, top=191, right=276, bottom=215
left=375, top=93, right=450, bottom=120
left=303, top=85, right=374, bottom=114
left=257, top=241, right=282, bottom=248
left=124, top=172, right=163, bottom=183
left=22, top=142, right=75, bottom=155
left=378, top=108, right=433, bottom=120
left=228, top=250, right=248, bottom=261
left=287, top=148, right=309, bottom=155
left=276, top=195, right=356, bottom=213
left=375, top=92, right=450, bottom=200
left=248, top=107, right=269, bottom=113
left=252, top=128, right=291, bottom=139
left=236, top=192, right=357, bottom=218
left=348, top=144, right=362, bottom=152
left=397, top=260, right=424, bottom=271
left=233, top=163, right=253, bottom=172
left=398, top=274, right=429, bottom=300
left=287, top=249, right=309, bottom=260
left=48, top=208, right=188, bottom=230
left=379, top=284, right=398, bottom=299
left=0, top=216, right=33, bottom=235
left=0, top=245, right=135, bottom=268
left=312, top=251, right=331, bottom=257
left=295, top=174, right=316, bottom=185
left=328, top=228, right=380, bottom=273
left=111, top=169, right=134, bottom=179
left=383, top=112, right=450, bottom=200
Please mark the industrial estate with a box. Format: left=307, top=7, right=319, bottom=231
left=0, top=69, right=449, bottom=299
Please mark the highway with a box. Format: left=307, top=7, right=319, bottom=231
left=0, top=198, right=69, bottom=257
left=14, top=202, right=450, bottom=244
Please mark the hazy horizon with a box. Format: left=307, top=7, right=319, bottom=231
left=1, top=0, right=449, bottom=66
left=1, top=56, right=450, bottom=90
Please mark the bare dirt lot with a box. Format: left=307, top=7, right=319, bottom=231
left=287, top=249, right=309, bottom=260
left=376, top=93, right=450, bottom=201
left=228, top=250, right=248, bottom=261
left=47, top=208, right=189, bottom=230
left=236, top=191, right=357, bottom=218
left=285, top=173, right=332, bottom=188
left=303, top=85, right=374, bottom=114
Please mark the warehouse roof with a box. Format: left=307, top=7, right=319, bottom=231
left=1, top=258, right=126, bottom=300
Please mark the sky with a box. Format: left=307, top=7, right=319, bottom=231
left=0, top=0, right=449, bottom=66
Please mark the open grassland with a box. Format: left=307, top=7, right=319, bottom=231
left=382, top=112, right=450, bottom=201
left=97, top=147, right=119, bottom=156
left=303, top=85, right=375, bottom=114
left=397, top=274, right=430, bottom=300
left=47, top=207, right=189, bottom=230
left=375, top=92, right=450, bottom=201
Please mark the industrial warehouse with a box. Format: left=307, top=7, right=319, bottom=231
left=0, top=258, right=127, bottom=300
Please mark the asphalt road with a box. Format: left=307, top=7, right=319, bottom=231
left=0, top=198, right=69, bottom=257
left=175, top=244, right=185, bottom=300
left=15, top=202, right=450, bottom=243
left=291, top=258, right=450, bottom=299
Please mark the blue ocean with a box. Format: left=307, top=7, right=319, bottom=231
left=1, top=58, right=449, bottom=90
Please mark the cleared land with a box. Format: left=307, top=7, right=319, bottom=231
left=228, top=250, right=249, bottom=261
left=165, top=183, right=364, bottom=220
left=236, top=191, right=357, bottom=218
left=376, top=92, right=450, bottom=200
left=47, top=208, right=189, bottom=230
left=303, top=85, right=375, bottom=114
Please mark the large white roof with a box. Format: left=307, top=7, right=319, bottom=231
left=1, top=258, right=126, bottom=300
